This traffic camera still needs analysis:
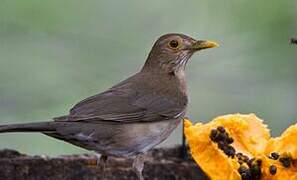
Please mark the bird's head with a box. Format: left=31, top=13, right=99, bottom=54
left=142, top=33, right=218, bottom=74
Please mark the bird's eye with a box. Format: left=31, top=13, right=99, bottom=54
left=168, top=40, right=179, bottom=49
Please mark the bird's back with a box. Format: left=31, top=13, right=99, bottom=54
left=59, top=71, right=188, bottom=124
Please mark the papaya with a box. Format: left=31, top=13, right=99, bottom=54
left=184, top=114, right=297, bottom=180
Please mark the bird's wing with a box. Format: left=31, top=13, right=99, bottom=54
left=55, top=88, right=186, bottom=123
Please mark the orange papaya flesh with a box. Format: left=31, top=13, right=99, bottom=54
left=184, top=114, right=297, bottom=180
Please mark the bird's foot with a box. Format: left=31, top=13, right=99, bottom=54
left=93, top=154, right=108, bottom=179
left=133, top=154, right=145, bottom=180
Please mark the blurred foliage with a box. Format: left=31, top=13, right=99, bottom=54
left=0, top=0, right=296, bottom=156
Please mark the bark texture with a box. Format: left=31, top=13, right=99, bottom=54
left=0, top=147, right=208, bottom=180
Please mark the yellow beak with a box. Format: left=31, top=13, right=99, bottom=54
left=191, top=40, right=219, bottom=51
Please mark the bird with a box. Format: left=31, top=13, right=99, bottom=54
left=0, top=33, right=218, bottom=179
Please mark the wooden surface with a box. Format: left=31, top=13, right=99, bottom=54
left=0, top=147, right=208, bottom=180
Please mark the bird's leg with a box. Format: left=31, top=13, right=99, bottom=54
left=132, top=154, right=145, bottom=180
left=95, top=154, right=108, bottom=179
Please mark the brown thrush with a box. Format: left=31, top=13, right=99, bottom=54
left=0, top=33, right=218, bottom=179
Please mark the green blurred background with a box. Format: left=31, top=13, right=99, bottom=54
left=0, top=0, right=296, bottom=156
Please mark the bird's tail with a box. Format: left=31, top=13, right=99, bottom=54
left=0, top=121, right=57, bottom=133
